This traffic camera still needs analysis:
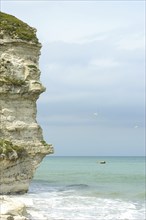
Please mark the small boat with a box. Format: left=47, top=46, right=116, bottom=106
left=97, top=161, right=106, bottom=164
left=100, top=161, right=106, bottom=164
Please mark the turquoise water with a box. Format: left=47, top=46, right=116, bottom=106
left=34, top=156, right=145, bottom=200
left=14, top=156, right=146, bottom=220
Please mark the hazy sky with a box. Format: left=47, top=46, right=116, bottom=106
left=1, top=0, right=145, bottom=156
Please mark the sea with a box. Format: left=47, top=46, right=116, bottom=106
left=12, top=156, right=145, bottom=220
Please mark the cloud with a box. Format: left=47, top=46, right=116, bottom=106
left=39, top=27, right=145, bottom=97
left=89, top=58, right=119, bottom=68
left=116, top=32, right=145, bottom=51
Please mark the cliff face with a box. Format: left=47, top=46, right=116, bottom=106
left=0, top=12, right=53, bottom=194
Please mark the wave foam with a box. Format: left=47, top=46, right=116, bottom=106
left=11, top=190, right=145, bottom=220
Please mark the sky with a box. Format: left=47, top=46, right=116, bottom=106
left=1, top=0, right=145, bottom=156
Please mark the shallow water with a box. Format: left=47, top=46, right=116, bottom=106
left=12, top=156, right=146, bottom=220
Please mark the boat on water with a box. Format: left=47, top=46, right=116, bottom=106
left=97, top=161, right=106, bottom=164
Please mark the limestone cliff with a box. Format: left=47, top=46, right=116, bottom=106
left=0, top=12, right=53, bottom=194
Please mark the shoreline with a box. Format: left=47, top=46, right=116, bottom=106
left=1, top=156, right=145, bottom=220
left=0, top=195, right=48, bottom=220
left=0, top=196, right=29, bottom=220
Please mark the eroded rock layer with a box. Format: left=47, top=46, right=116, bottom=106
left=0, top=12, right=53, bottom=194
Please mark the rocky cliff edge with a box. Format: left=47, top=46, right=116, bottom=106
left=0, top=12, right=53, bottom=195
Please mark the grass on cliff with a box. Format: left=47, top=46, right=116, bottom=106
left=0, top=76, right=25, bottom=86
left=0, top=139, right=26, bottom=160
left=0, top=12, right=38, bottom=43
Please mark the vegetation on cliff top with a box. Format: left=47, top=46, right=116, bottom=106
left=0, top=12, right=38, bottom=43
